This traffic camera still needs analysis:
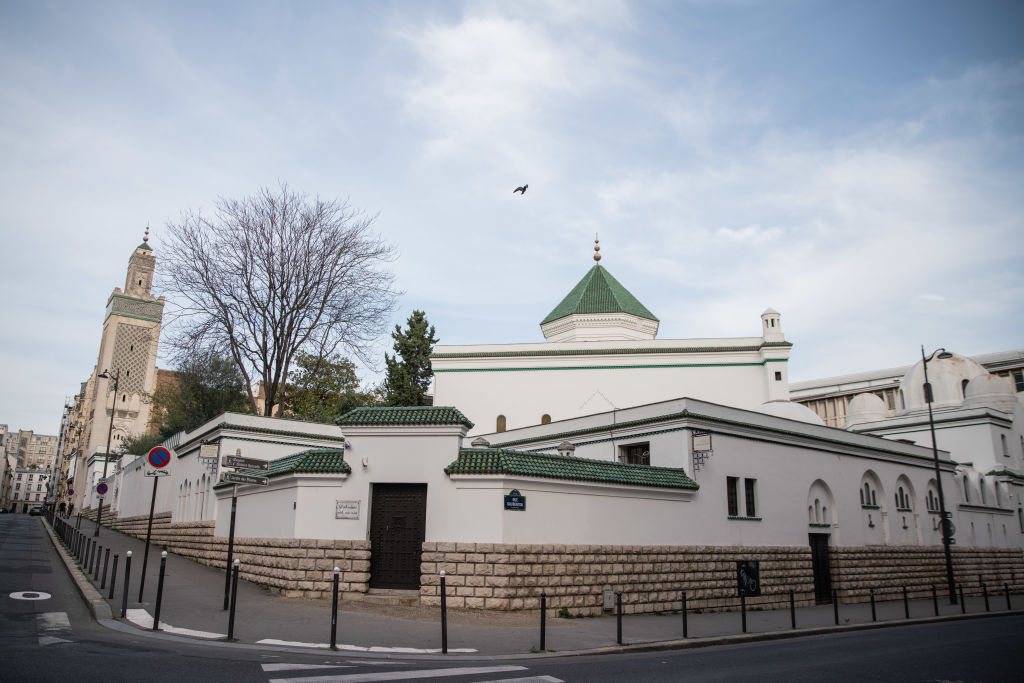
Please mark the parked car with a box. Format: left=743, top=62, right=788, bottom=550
left=0, top=506, right=7, bottom=513
left=28, top=506, right=43, bottom=516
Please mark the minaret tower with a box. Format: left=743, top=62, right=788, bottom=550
left=76, top=230, right=165, bottom=511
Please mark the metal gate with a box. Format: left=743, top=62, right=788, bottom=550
left=809, top=533, right=833, bottom=604
left=369, top=483, right=427, bottom=590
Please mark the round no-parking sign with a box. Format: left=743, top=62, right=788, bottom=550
left=96, top=482, right=108, bottom=496
left=148, top=446, right=172, bottom=469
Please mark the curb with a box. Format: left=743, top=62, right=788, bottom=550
left=43, top=518, right=113, bottom=621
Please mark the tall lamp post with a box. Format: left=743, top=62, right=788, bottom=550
left=921, top=346, right=957, bottom=605
left=95, top=368, right=120, bottom=537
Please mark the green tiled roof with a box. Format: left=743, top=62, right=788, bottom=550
left=214, top=448, right=349, bottom=488
left=541, top=265, right=658, bottom=325
left=445, top=448, right=698, bottom=490
left=336, top=406, right=474, bottom=429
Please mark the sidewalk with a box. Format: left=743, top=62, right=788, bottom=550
left=45, top=514, right=1024, bottom=658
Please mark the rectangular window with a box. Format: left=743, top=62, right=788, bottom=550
left=1014, top=370, right=1024, bottom=393
left=619, top=442, right=650, bottom=466
left=744, top=478, right=757, bottom=517
left=727, top=477, right=739, bottom=517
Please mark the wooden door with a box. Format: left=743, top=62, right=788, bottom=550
left=809, top=533, right=833, bottom=604
left=369, top=484, right=427, bottom=590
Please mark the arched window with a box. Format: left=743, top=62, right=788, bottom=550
left=541, top=414, right=551, bottom=425
left=961, top=379, right=969, bottom=397
left=963, top=476, right=970, bottom=503
left=496, top=415, right=506, bottom=433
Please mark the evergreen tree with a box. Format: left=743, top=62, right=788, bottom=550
left=383, top=310, right=438, bottom=406
left=284, top=351, right=377, bottom=423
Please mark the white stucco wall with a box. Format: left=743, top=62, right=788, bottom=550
left=433, top=339, right=790, bottom=434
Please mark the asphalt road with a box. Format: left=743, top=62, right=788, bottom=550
left=3, top=513, right=1023, bottom=682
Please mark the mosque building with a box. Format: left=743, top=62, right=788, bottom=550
left=80, top=239, right=1024, bottom=614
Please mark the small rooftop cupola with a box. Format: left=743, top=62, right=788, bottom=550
left=540, top=238, right=660, bottom=342
left=761, top=308, right=784, bottom=342
left=124, top=226, right=156, bottom=298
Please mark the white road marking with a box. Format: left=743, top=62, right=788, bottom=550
left=38, top=636, right=74, bottom=646
left=37, top=611, right=72, bottom=646
left=9, top=591, right=52, bottom=600
left=257, top=638, right=476, bottom=654
left=483, top=678, right=564, bottom=683
left=126, top=608, right=225, bottom=639
left=263, top=664, right=353, bottom=672
left=38, top=612, right=71, bottom=631
left=268, top=666, right=527, bottom=683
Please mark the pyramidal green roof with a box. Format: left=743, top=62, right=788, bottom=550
left=541, top=264, right=658, bottom=325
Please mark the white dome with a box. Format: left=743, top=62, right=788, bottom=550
left=756, top=400, right=826, bottom=426
left=962, top=374, right=1017, bottom=412
left=898, top=352, right=987, bottom=412
left=845, top=392, right=888, bottom=429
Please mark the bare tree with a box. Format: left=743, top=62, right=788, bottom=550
left=160, top=184, right=398, bottom=417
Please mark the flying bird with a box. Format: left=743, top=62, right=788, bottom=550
left=513, top=184, right=528, bottom=195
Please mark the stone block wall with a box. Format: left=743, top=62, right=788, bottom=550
left=420, top=543, right=815, bottom=615
left=830, top=545, right=1024, bottom=602
left=78, top=509, right=371, bottom=599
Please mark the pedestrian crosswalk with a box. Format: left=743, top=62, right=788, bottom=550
left=36, top=611, right=72, bottom=646
left=261, top=662, right=563, bottom=683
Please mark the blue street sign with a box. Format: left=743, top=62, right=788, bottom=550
left=148, top=446, right=172, bottom=469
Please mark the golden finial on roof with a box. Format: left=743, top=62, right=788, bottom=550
left=593, top=234, right=601, bottom=262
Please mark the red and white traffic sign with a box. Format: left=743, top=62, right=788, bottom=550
left=148, top=446, right=172, bottom=469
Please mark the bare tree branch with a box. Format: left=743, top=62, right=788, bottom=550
left=159, top=184, right=399, bottom=416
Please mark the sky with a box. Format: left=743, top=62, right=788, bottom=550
left=1, top=0, right=1022, bottom=435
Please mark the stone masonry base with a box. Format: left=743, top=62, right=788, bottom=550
left=76, top=508, right=370, bottom=599
left=420, top=542, right=1024, bottom=615
left=75, top=508, right=1024, bottom=613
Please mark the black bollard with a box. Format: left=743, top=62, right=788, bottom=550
left=121, top=551, right=132, bottom=618
left=870, top=589, right=876, bottom=622
left=682, top=590, right=688, bottom=638
left=740, top=589, right=747, bottom=633
left=227, top=559, right=240, bottom=640
left=958, top=584, right=966, bottom=614
left=87, top=538, right=94, bottom=570
left=330, top=567, right=340, bottom=649
left=983, top=583, right=990, bottom=612
left=932, top=584, right=939, bottom=616
left=101, top=548, right=110, bottom=590
left=790, top=589, right=796, bottom=629
left=1006, top=583, right=1012, bottom=611
left=109, top=555, right=119, bottom=600
left=833, top=590, right=839, bottom=625
left=153, top=552, right=168, bottom=630
left=93, top=544, right=102, bottom=579
left=540, top=591, right=546, bottom=651
left=903, top=586, right=909, bottom=619
left=616, top=591, right=623, bottom=645
left=440, top=571, right=448, bottom=654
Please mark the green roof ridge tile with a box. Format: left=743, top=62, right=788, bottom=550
left=444, top=447, right=697, bottom=490
left=541, top=265, right=658, bottom=325
left=432, top=342, right=791, bottom=360
left=216, top=447, right=349, bottom=487
left=336, top=406, right=474, bottom=429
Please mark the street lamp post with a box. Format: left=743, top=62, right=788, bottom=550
left=921, top=346, right=957, bottom=605
left=95, top=369, right=120, bottom=537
